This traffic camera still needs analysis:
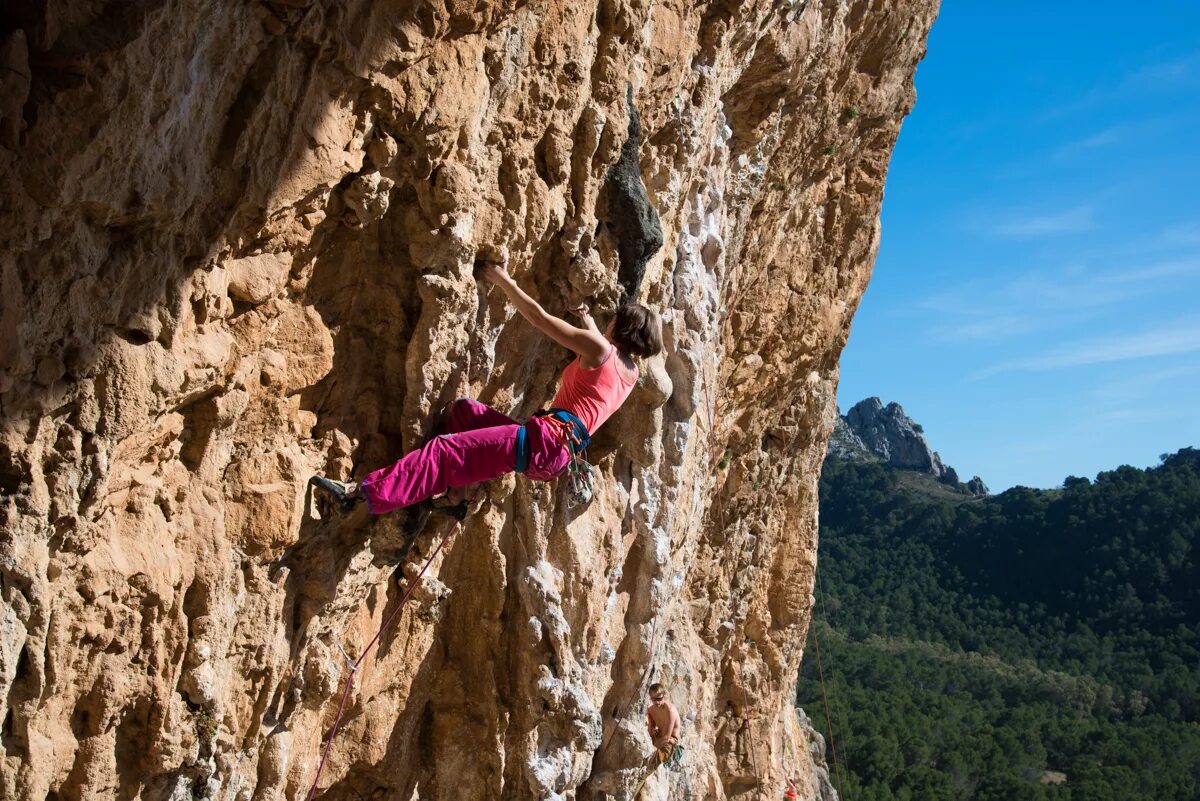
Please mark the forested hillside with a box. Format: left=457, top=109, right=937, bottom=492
left=798, top=448, right=1200, bottom=800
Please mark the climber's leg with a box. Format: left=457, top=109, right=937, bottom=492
left=442, top=398, right=517, bottom=434
left=432, top=399, right=521, bottom=503
left=358, top=423, right=520, bottom=515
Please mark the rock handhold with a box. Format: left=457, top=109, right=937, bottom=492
left=477, top=243, right=509, bottom=264
left=343, top=170, right=395, bottom=227
left=226, top=253, right=292, bottom=305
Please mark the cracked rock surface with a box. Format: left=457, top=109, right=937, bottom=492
left=0, top=0, right=936, bottom=798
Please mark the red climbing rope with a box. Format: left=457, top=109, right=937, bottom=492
left=810, top=617, right=848, bottom=801
left=304, top=520, right=461, bottom=801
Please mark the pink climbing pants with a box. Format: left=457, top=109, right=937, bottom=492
left=358, top=399, right=571, bottom=515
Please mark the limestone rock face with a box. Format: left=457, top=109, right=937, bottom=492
left=0, top=2, right=937, bottom=799
left=826, top=415, right=874, bottom=463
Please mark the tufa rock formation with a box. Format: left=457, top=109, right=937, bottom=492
left=830, top=397, right=988, bottom=495
left=0, top=1, right=937, bottom=799
left=603, top=85, right=664, bottom=303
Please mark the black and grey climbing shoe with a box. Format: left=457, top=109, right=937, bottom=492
left=429, top=497, right=469, bottom=521
left=399, top=498, right=467, bottom=553
left=309, top=476, right=363, bottom=514
left=396, top=499, right=469, bottom=565
left=402, top=500, right=433, bottom=542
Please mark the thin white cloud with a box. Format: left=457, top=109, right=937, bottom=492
left=992, top=206, right=1095, bottom=238
left=923, top=256, right=1200, bottom=343
left=931, top=314, right=1044, bottom=342
left=1092, top=361, right=1200, bottom=401
left=1160, top=222, right=1200, bottom=247
left=1117, top=55, right=1198, bottom=91
left=1051, top=117, right=1175, bottom=160
left=997, top=269, right=1132, bottom=309
left=1059, top=125, right=1128, bottom=153
left=973, top=320, right=1200, bottom=378
left=1040, top=52, right=1200, bottom=119
left=1093, top=257, right=1200, bottom=284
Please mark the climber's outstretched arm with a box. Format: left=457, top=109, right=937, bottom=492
left=570, top=304, right=603, bottom=337
left=479, top=262, right=609, bottom=362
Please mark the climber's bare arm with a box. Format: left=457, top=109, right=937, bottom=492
left=480, top=262, right=608, bottom=362
left=570, top=303, right=603, bottom=336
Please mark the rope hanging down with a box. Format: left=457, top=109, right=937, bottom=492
left=810, top=614, right=848, bottom=801
left=305, top=520, right=461, bottom=801
left=740, top=682, right=763, bottom=799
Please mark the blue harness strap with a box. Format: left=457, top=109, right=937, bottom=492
left=546, top=408, right=591, bottom=450
left=514, top=424, right=530, bottom=473
left=514, top=409, right=590, bottom=474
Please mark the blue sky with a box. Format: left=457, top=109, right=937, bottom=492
left=837, top=2, right=1200, bottom=491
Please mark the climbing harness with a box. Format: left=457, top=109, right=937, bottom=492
left=304, top=519, right=462, bottom=801
left=515, top=408, right=595, bottom=507
left=662, top=742, right=685, bottom=769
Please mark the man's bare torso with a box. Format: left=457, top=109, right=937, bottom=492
left=647, top=700, right=681, bottom=748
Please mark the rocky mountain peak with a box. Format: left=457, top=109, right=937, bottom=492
left=830, top=397, right=989, bottom=496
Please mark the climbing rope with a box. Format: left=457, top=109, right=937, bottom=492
left=591, top=580, right=669, bottom=769
left=591, top=271, right=759, bottom=787
left=811, top=568, right=849, bottom=801
left=809, top=613, right=848, bottom=801
left=740, top=682, right=763, bottom=799
left=631, top=749, right=665, bottom=800
left=304, top=520, right=461, bottom=801
left=630, top=744, right=685, bottom=800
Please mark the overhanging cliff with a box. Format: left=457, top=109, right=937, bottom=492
left=0, top=1, right=937, bottom=798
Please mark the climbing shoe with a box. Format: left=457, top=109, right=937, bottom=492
left=309, top=476, right=363, bottom=514
left=403, top=497, right=467, bottom=537
left=429, top=496, right=469, bottom=521
left=402, top=500, right=433, bottom=543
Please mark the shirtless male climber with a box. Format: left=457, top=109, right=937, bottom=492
left=646, top=682, right=682, bottom=761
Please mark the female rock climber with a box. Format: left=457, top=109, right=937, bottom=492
left=310, top=255, right=663, bottom=520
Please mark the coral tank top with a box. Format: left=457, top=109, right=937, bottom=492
left=551, top=346, right=638, bottom=434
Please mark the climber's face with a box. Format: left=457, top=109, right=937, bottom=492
left=650, top=691, right=666, bottom=704
left=605, top=317, right=615, bottom=339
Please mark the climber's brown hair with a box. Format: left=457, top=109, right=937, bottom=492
left=611, top=304, right=663, bottom=359
left=649, top=683, right=667, bottom=700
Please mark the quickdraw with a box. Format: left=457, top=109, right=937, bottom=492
left=517, top=409, right=596, bottom=508
left=550, top=416, right=595, bottom=508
